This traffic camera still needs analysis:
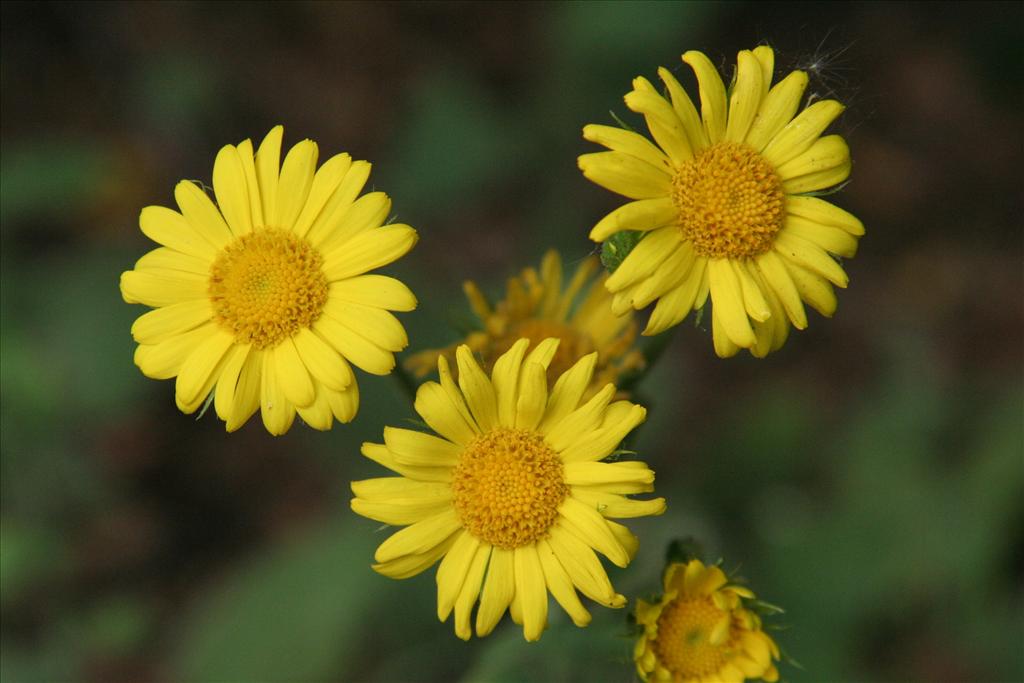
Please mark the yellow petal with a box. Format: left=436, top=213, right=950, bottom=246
left=134, top=323, right=216, bottom=380
left=745, top=71, right=809, bottom=152
left=414, top=382, right=477, bottom=446
left=725, top=50, right=765, bottom=143
left=259, top=348, right=295, bottom=435
left=775, top=231, right=849, bottom=287
left=643, top=259, right=706, bottom=335
left=120, top=269, right=207, bottom=307
left=563, top=461, right=655, bottom=489
left=214, top=343, right=251, bottom=421
left=712, top=301, right=742, bottom=358
left=755, top=251, right=807, bottom=329
left=657, top=66, right=707, bottom=152
left=138, top=206, right=216, bottom=260
left=624, top=84, right=693, bottom=165
left=373, top=509, right=462, bottom=564
left=327, top=383, right=359, bottom=424
left=557, top=500, right=629, bottom=568
left=371, top=531, right=457, bottom=580
left=254, top=125, right=284, bottom=226
left=558, top=404, right=646, bottom=463
left=782, top=259, right=837, bottom=316
left=226, top=349, right=262, bottom=432
left=544, top=383, right=615, bottom=451
left=570, top=488, right=665, bottom=518
left=682, top=50, right=728, bottom=144
left=776, top=134, right=850, bottom=181
left=491, top=338, right=530, bottom=427
left=294, top=327, right=353, bottom=392
left=752, top=45, right=775, bottom=89
left=328, top=275, right=417, bottom=312
left=536, top=539, right=591, bottom=627
left=514, top=361, right=548, bottom=432
left=322, top=300, right=408, bottom=352
left=453, top=545, right=491, bottom=640
left=707, top=259, right=756, bottom=348
left=605, top=227, right=681, bottom=291
left=235, top=138, right=263, bottom=228
left=360, top=441, right=451, bottom=483
left=131, top=299, right=212, bottom=344
left=475, top=547, right=515, bottom=637
left=435, top=531, right=480, bottom=622
left=589, top=197, right=678, bottom=243
left=538, top=352, right=597, bottom=434
left=321, top=225, right=418, bottom=282
left=174, top=330, right=234, bottom=414
left=313, top=315, right=395, bottom=375
left=782, top=215, right=859, bottom=258
left=274, top=139, right=318, bottom=229
left=514, top=545, right=548, bottom=641
left=546, top=525, right=623, bottom=608
left=577, top=151, right=672, bottom=200
left=456, top=345, right=498, bottom=431
left=785, top=195, right=864, bottom=236
left=304, top=160, right=371, bottom=249
left=291, top=153, right=352, bottom=238
left=174, top=180, right=232, bottom=250
left=383, top=427, right=461, bottom=467
left=212, top=145, right=252, bottom=236
left=319, top=191, right=392, bottom=256
left=732, top=259, right=771, bottom=322
left=273, top=336, right=315, bottom=408
left=781, top=160, right=851, bottom=194
left=762, top=99, right=845, bottom=168
left=133, top=246, right=209, bottom=275
left=295, top=382, right=335, bottom=431
left=582, top=124, right=671, bottom=172
left=350, top=485, right=451, bottom=526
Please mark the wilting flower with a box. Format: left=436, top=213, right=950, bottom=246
left=580, top=46, right=864, bottom=357
left=634, top=559, right=780, bottom=682
left=352, top=338, right=665, bottom=640
left=120, top=126, right=417, bottom=434
left=405, top=249, right=643, bottom=397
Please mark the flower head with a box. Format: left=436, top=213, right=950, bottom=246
left=405, top=250, right=643, bottom=398
left=352, top=338, right=666, bottom=641
left=120, top=126, right=417, bottom=434
left=579, top=46, right=864, bottom=357
left=634, top=559, right=780, bottom=683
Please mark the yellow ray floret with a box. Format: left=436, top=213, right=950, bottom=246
left=352, top=338, right=665, bottom=641
left=120, top=126, right=418, bottom=434
left=634, top=559, right=781, bottom=683
left=579, top=46, right=864, bottom=358
left=405, top=249, right=643, bottom=398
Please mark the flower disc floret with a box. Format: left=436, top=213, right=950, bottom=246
left=451, top=427, right=568, bottom=549
left=209, top=228, right=328, bottom=348
left=673, top=142, right=785, bottom=259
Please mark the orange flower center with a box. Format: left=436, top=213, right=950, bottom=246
left=672, top=141, right=785, bottom=259
left=208, top=228, right=328, bottom=348
left=654, top=596, right=736, bottom=679
left=451, top=428, right=568, bottom=549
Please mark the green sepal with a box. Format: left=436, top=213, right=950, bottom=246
left=600, top=230, right=645, bottom=274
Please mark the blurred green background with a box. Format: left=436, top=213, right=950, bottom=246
left=2, top=2, right=1022, bottom=682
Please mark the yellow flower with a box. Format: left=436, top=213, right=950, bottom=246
left=579, top=46, right=864, bottom=358
left=405, top=249, right=643, bottom=398
left=634, top=560, right=780, bottom=683
left=351, top=338, right=666, bottom=641
left=120, top=126, right=417, bottom=435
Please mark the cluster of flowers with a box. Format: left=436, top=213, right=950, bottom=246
left=121, top=46, right=861, bottom=682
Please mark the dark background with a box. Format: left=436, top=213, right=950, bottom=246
left=2, top=2, right=1022, bottom=682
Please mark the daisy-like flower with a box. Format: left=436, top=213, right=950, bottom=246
left=634, top=559, right=780, bottom=682
left=579, top=46, right=864, bottom=357
left=405, top=249, right=643, bottom=398
left=352, top=338, right=665, bottom=641
left=120, top=126, right=417, bottom=434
